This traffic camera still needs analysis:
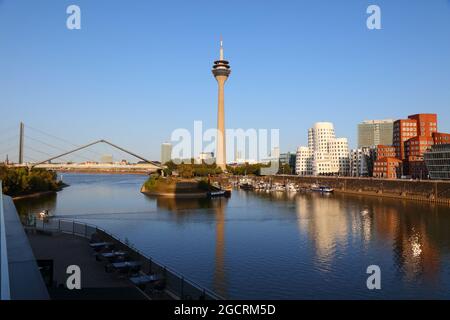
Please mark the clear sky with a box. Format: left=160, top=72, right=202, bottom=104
left=1, top=0, right=450, bottom=162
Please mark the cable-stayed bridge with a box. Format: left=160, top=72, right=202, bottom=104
left=0, top=123, right=161, bottom=174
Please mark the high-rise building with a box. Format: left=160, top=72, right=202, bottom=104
left=393, top=118, right=417, bottom=160
left=295, top=122, right=350, bottom=176
left=357, top=119, right=394, bottom=148
left=212, top=39, right=231, bottom=171
left=161, top=142, right=172, bottom=164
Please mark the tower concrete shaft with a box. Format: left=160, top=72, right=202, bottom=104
left=212, top=40, right=231, bottom=171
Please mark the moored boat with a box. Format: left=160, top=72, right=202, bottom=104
left=310, top=184, right=334, bottom=193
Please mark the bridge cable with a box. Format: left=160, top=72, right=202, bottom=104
left=26, top=125, right=104, bottom=157
left=24, top=135, right=94, bottom=162
left=25, top=145, right=73, bottom=164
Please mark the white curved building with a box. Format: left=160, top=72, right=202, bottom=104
left=295, top=122, right=350, bottom=176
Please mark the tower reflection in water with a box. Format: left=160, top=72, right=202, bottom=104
left=156, top=196, right=228, bottom=297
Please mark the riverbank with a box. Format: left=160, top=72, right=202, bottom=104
left=225, top=175, right=450, bottom=205
left=12, top=182, right=69, bottom=201
left=56, top=169, right=149, bottom=175
left=1, top=166, right=68, bottom=200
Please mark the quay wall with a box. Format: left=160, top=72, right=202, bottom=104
left=234, top=176, right=450, bottom=205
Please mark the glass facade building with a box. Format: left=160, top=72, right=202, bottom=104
left=424, top=144, right=450, bottom=180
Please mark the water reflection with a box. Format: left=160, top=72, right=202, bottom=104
left=155, top=196, right=228, bottom=297
left=13, top=173, right=450, bottom=298
left=14, top=193, right=57, bottom=223
left=295, top=194, right=349, bottom=268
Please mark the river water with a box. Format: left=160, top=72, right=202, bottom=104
left=14, top=173, right=450, bottom=299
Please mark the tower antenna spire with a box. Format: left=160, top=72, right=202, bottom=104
left=220, top=36, right=224, bottom=60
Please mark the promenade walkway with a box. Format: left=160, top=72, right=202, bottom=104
left=26, top=231, right=150, bottom=300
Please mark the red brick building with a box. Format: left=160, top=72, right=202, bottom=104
left=432, top=132, right=450, bottom=145
left=404, top=136, right=434, bottom=161
left=376, top=145, right=396, bottom=159
left=408, top=113, right=438, bottom=137
left=393, top=119, right=417, bottom=160
left=373, top=157, right=403, bottom=179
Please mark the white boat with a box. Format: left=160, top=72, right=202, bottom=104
left=286, top=183, right=298, bottom=192
left=272, top=183, right=285, bottom=192
left=310, top=184, right=334, bottom=193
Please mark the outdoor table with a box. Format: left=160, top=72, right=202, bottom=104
left=111, top=261, right=142, bottom=272
left=89, top=242, right=114, bottom=249
left=101, top=251, right=127, bottom=259
left=129, top=274, right=161, bottom=286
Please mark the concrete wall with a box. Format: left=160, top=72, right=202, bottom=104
left=2, top=195, right=49, bottom=299
left=254, top=175, right=450, bottom=204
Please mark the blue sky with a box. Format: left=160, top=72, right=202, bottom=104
left=1, top=0, right=450, bottom=162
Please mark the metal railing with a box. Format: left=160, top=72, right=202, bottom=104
left=33, top=218, right=224, bottom=300
left=0, top=181, right=11, bottom=300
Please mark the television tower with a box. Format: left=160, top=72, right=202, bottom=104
left=212, top=39, right=231, bottom=171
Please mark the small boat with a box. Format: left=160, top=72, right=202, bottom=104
left=239, top=183, right=254, bottom=190
left=208, top=190, right=227, bottom=198
left=286, top=183, right=298, bottom=192
left=272, top=183, right=285, bottom=192
left=310, top=184, right=334, bottom=193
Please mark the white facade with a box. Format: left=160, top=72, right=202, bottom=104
left=295, top=122, right=350, bottom=176
left=295, top=146, right=312, bottom=175
left=328, top=138, right=350, bottom=176
left=350, top=148, right=370, bottom=177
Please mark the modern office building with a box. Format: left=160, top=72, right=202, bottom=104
left=408, top=113, right=438, bottom=137
left=433, top=132, right=450, bottom=145
left=373, top=157, right=403, bottom=179
left=393, top=114, right=437, bottom=160
left=350, top=148, right=370, bottom=177
left=357, top=119, right=394, bottom=148
left=279, top=152, right=296, bottom=174
left=295, top=122, right=349, bottom=176
left=295, top=146, right=312, bottom=175
left=212, top=39, right=231, bottom=171
left=393, top=118, right=418, bottom=160
left=375, top=145, right=396, bottom=159
left=424, top=144, right=450, bottom=180
left=328, top=138, right=350, bottom=176
left=161, top=142, right=172, bottom=164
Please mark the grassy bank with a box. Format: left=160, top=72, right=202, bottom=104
left=142, top=175, right=216, bottom=198
left=0, top=165, right=64, bottom=198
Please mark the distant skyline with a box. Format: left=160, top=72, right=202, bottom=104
left=1, top=0, right=450, bottom=162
